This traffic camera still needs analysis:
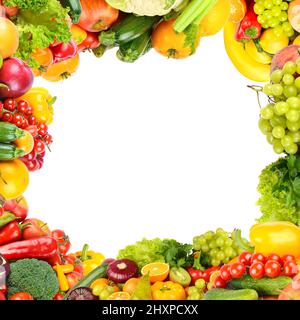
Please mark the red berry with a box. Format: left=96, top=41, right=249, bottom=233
left=283, top=261, right=298, bottom=277
left=220, top=264, right=232, bottom=281
left=34, top=139, right=45, bottom=154
left=28, top=115, right=37, bottom=125
left=25, top=104, right=33, bottom=116
left=249, top=262, right=265, bottom=279
left=264, top=260, right=281, bottom=278
left=230, top=263, right=246, bottom=279
left=267, top=253, right=282, bottom=265
left=2, top=112, right=13, bottom=122
left=212, top=275, right=227, bottom=289
left=4, top=98, right=16, bottom=111
left=251, top=253, right=266, bottom=265
left=17, top=100, right=29, bottom=114
left=238, top=252, right=252, bottom=266
left=13, top=113, right=24, bottom=127
left=43, top=134, right=52, bottom=145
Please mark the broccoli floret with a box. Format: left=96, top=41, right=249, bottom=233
left=7, top=259, right=59, bottom=300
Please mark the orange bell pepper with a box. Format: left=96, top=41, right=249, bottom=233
left=151, top=281, right=186, bottom=300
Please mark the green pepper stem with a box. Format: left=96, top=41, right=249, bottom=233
left=81, top=243, right=89, bottom=261
left=233, top=229, right=254, bottom=253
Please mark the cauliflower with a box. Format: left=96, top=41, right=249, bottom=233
left=106, top=0, right=185, bottom=16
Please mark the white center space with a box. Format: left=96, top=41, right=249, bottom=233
left=26, top=32, right=277, bottom=257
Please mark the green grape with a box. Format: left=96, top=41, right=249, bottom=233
left=274, top=101, right=289, bottom=115
left=272, top=84, right=284, bottom=96
left=204, top=231, right=214, bottom=240
left=280, top=1, right=289, bottom=10
left=216, top=228, right=226, bottom=236
left=266, top=133, right=275, bottom=144
left=257, top=15, right=267, bottom=24
left=287, top=120, right=300, bottom=132
left=264, top=0, right=274, bottom=9
left=262, top=23, right=270, bottom=29
left=282, top=21, right=293, bottom=33
left=195, top=279, right=206, bottom=290
left=273, top=25, right=284, bottom=36
left=273, top=139, right=284, bottom=153
left=287, top=97, right=300, bottom=109
left=270, top=115, right=286, bottom=128
left=283, top=85, right=298, bottom=98
left=285, top=143, right=298, bottom=154
left=278, top=11, right=288, bottom=22
left=209, top=248, right=218, bottom=257
left=283, top=74, right=294, bottom=85
left=92, top=285, right=106, bottom=296
left=215, top=237, right=224, bottom=247
left=281, top=134, right=293, bottom=147
left=271, top=6, right=281, bottom=16
left=289, top=131, right=300, bottom=142
left=283, top=61, right=297, bottom=75
left=201, top=244, right=209, bottom=253
left=224, top=238, right=233, bottom=246
left=271, top=69, right=283, bottom=83
left=286, top=29, right=295, bottom=37
left=224, top=247, right=234, bottom=258
left=272, top=125, right=285, bottom=138
left=259, top=118, right=272, bottom=134
left=297, top=66, right=300, bottom=77
left=211, top=259, right=220, bottom=267
left=254, top=3, right=265, bottom=14
left=286, top=109, right=300, bottom=122
left=188, top=286, right=199, bottom=295
left=263, top=83, right=273, bottom=95
left=269, top=17, right=280, bottom=27
left=273, top=0, right=282, bottom=4
left=216, top=251, right=225, bottom=261
left=209, top=241, right=217, bottom=249
left=296, top=58, right=300, bottom=66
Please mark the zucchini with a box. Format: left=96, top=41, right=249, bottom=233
left=0, top=122, right=25, bottom=143
left=64, top=263, right=108, bottom=299
left=204, top=288, right=259, bottom=300
left=0, top=143, right=25, bottom=160
left=100, top=14, right=160, bottom=47
left=117, top=31, right=152, bottom=63
left=228, top=275, right=292, bottom=296
left=59, top=0, right=82, bottom=23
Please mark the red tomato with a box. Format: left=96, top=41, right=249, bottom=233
left=238, top=252, right=252, bottom=266
left=249, top=262, right=265, bottom=279
left=53, top=292, right=64, bottom=300
left=230, top=263, right=246, bottom=278
left=51, top=229, right=71, bottom=255
left=219, top=264, right=232, bottom=281
left=251, top=253, right=266, bottom=265
left=264, top=260, right=281, bottom=278
left=267, top=253, right=282, bottom=265
left=10, top=292, right=34, bottom=300
left=212, top=275, right=227, bottom=289
left=283, top=261, right=298, bottom=277
left=282, top=255, right=296, bottom=264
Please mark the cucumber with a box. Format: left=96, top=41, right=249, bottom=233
left=205, top=288, right=259, bottom=300
left=0, top=122, right=25, bottom=143
left=59, top=0, right=82, bottom=23
left=228, top=275, right=292, bottom=296
left=100, top=14, right=160, bottom=47
left=0, top=143, right=25, bottom=160
left=63, top=263, right=108, bottom=299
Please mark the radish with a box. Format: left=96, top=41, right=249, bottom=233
left=0, top=58, right=34, bottom=99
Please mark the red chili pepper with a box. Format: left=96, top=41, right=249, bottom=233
left=46, top=250, right=62, bottom=266
left=235, top=1, right=262, bottom=42
left=0, top=236, right=58, bottom=260
left=0, top=221, right=24, bottom=246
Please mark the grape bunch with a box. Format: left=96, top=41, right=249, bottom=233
left=0, top=98, right=53, bottom=171
left=186, top=279, right=206, bottom=300
left=193, top=228, right=246, bottom=267
left=254, top=0, right=294, bottom=37
left=259, top=59, right=300, bottom=155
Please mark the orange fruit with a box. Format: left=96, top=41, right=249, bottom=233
left=228, top=0, right=247, bottom=23
left=107, top=292, right=130, bottom=300
left=141, top=262, right=169, bottom=283
left=123, top=278, right=140, bottom=295
left=14, top=130, right=34, bottom=155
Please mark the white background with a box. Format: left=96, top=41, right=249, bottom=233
left=25, top=31, right=277, bottom=257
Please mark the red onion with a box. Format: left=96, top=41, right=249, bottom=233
left=0, top=254, right=9, bottom=290
left=102, top=258, right=115, bottom=266
left=107, top=259, right=138, bottom=283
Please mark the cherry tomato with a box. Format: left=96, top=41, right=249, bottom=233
left=238, top=252, right=252, bottom=266
left=13, top=113, right=24, bottom=127
left=249, top=262, right=265, bottom=279
left=264, top=260, right=281, bottom=278
left=230, top=263, right=246, bottom=279
left=37, top=123, right=48, bottom=136
left=28, top=115, right=37, bottom=125
left=282, top=255, right=296, bottom=264
left=201, top=267, right=219, bottom=283
left=34, top=139, right=45, bottom=154
left=53, top=292, right=64, bottom=300
left=10, top=292, right=34, bottom=300
left=25, top=104, right=33, bottom=116
left=219, top=264, right=232, bottom=281
left=23, top=150, right=36, bottom=161
left=283, top=261, right=298, bottom=277
left=2, top=111, right=13, bottom=122
left=17, top=100, right=29, bottom=114
left=267, top=254, right=282, bottom=265
left=43, top=134, right=53, bottom=145
left=4, top=98, right=16, bottom=111
left=212, top=275, right=227, bottom=289
left=251, top=253, right=266, bottom=265
left=51, top=229, right=71, bottom=255
left=25, top=125, right=38, bottom=138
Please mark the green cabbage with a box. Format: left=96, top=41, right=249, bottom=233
left=106, top=0, right=185, bottom=16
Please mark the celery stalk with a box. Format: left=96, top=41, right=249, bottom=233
left=193, top=0, right=218, bottom=25
left=173, top=0, right=216, bottom=33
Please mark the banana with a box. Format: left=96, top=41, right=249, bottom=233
left=223, top=22, right=270, bottom=82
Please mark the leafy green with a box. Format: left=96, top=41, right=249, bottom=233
left=257, top=155, right=300, bottom=226
left=8, top=0, right=71, bottom=65
left=117, top=238, right=193, bottom=270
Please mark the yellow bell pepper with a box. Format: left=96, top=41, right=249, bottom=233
left=151, top=281, right=186, bottom=300
left=250, top=221, right=300, bottom=257
left=17, top=87, right=55, bottom=125
left=76, top=244, right=105, bottom=276
left=55, top=263, right=70, bottom=292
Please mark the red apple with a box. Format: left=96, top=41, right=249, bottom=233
left=22, top=218, right=51, bottom=240
left=3, top=196, right=28, bottom=221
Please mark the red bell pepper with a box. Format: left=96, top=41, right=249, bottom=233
left=46, top=250, right=62, bottom=266
left=0, top=236, right=58, bottom=260
left=0, top=221, right=26, bottom=246
left=235, top=0, right=262, bottom=42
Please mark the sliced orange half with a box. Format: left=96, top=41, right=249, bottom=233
left=107, top=292, right=130, bottom=300
left=141, top=262, right=169, bottom=283
left=229, top=0, right=247, bottom=23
